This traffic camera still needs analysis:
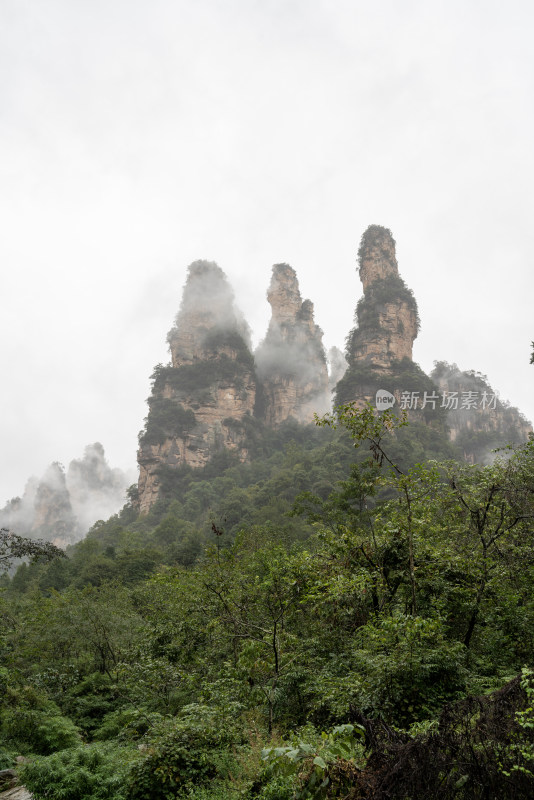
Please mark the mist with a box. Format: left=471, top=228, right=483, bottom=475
left=0, top=443, right=135, bottom=547
left=167, top=260, right=252, bottom=362
left=327, top=346, right=348, bottom=391
left=66, top=443, right=136, bottom=536
left=431, top=361, right=531, bottom=464
left=255, top=264, right=331, bottom=422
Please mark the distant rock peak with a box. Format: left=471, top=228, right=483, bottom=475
left=255, top=263, right=330, bottom=426
left=138, top=261, right=257, bottom=514
left=266, top=263, right=303, bottom=324
left=167, top=260, right=251, bottom=368
left=0, top=445, right=131, bottom=548
left=343, top=225, right=419, bottom=373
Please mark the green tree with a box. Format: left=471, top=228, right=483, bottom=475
left=0, top=527, right=65, bottom=572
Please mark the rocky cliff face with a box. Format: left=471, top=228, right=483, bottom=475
left=335, top=226, right=531, bottom=454
left=137, top=261, right=257, bottom=514
left=137, top=261, right=332, bottom=512
left=67, top=443, right=134, bottom=532
left=31, top=463, right=77, bottom=547
left=255, top=264, right=330, bottom=425
left=347, top=225, right=419, bottom=371
left=431, top=362, right=532, bottom=462
left=1, top=467, right=77, bottom=549
left=134, top=230, right=533, bottom=514
left=336, top=225, right=426, bottom=408
left=167, top=260, right=251, bottom=367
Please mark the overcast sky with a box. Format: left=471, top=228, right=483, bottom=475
left=1, top=0, right=533, bottom=504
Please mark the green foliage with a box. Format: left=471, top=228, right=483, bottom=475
left=126, top=708, right=240, bottom=800
left=3, top=403, right=534, bottom=797
left=349, top=614, right=466, bottom=725
left=500, top=667, right=534, bottom=780
left=202, top=328, right=255, bottom=371
left=0, top=684, right=81, bottom=755
left=20, top=742, right=135, bottom=800
left=262, top=724, right=364, bottom=799
left=93, top=707, right=165, bottom=742
left=335, top=359, right=447, bottom=429
left=150, top=352, right=252, bottom=399
left=254, top=774, right=296, bottom=799
left=12, top=582, right=148, bottom=688
left=351, top=275, right=420, bottom=335
left=152, top=515, right=201, bottom=565
left=0, top=527, right=65, bottom=572
left=60, top=672, right=126, bottom=736
left=139, top=397, right=196, bottom=446
left=316, top=401, right=408, bottom=460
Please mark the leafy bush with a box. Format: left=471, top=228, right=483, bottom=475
left=126, top=706, right=241, bottom=800
left=0, top=748, right=13, bottom=770
left=1, top=707, right=81, bottom=755
left=94, top=708, right=165, bottom=742
left=140, top=398, right=197, bottom=446
left=501, top=667, right=534, bottom=780
left=61, top=672, right=124, bottom=737
left=0, top=684, right=81, bottom=755
left=261, top=724, right=364, bottom=799
left=254, top=774, right=296, bottom=799
left=20, top=742, right=135, bottom=800
left=183, top=786, right=244, bottom=800
left=347, top=675, right=534, bottom=799
left=349, top=614, right=466, bottom=726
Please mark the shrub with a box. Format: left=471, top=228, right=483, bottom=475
left=0, top=748, right=13, bottom=770
left=126, top=706, right=241, bottom=800
left=261, top=723, right=364, bottom=800
left=139, top=398, right=197, bottom=446
left=20, top=742, right=136, bottom=800
left=0, top=684, right=82, bottom=755
left=1, top=706, right=81, bottom=755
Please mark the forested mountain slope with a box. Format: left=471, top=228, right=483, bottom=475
left=1, top=406, right=533, bottom=799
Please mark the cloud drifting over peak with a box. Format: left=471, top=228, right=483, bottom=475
left=0, top=444, right=136, bottom=546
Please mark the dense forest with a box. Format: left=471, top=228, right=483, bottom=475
left=1, top=402, right=533, bottom=799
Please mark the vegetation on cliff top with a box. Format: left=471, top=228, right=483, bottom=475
left=348, top=275, right=420, bottom=339
left=139, top=398, right=197, bottom=446
left=335, top=357, right=446, bottom=422
left=139, top=332, right=256, bottom=446
left=356, top=224, right=396, bottom=265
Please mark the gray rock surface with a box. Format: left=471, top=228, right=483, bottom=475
left=0, top=787, right=32, bottom=799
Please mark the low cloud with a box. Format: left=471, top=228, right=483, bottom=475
left=0, top=443, right=135, bottom=547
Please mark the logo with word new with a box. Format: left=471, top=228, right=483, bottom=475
left=376, top=390, right=396, bottom=411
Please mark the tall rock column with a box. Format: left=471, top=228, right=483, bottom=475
left=335, top=226, right=430, bottom=409
left=348, top=225, right=419, bottom=369
left=137, top=260, right=257, bottom=514
left=255, top=264, right=330, bottom=425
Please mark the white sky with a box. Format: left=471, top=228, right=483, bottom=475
left=1, top=0, right=533, bottom=503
